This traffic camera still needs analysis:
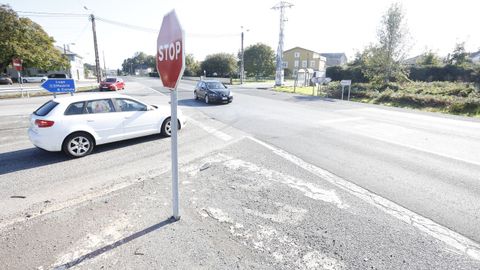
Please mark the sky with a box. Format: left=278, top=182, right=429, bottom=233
left=4, top=0, right=480, bottom=70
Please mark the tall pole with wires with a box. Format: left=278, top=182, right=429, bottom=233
left=241, top=28, right=244, bottom=85
left=240, top=26, right=249, bottom=85
left=90, top=14, right=101, bottom=83
left=272, top=1, right=293, bottom=86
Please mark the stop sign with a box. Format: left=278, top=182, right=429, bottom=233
left=12, top=58, right=22, bottom=71
left=156, top=10, right=185, bottom=89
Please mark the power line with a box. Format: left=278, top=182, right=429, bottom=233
left=95, top=16, right=157, bottom=33
left=16, top=10, right=88, bottom=17
left=96, top=17, right=238, bottom=38
left=16, top=10, right=238, bottom=38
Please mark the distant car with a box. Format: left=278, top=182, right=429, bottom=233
left=0, top=75, right=13, bottom=85
left=28, top=92, right=185, bottom=158
left=99, top=77, right=125, bottom=91
left=22, top=75, right=48, bottom=83
left=194, top=80, right=233, bottom=104
left=48, top=73, right=68, bottom=79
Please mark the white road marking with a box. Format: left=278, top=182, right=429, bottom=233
left=317, top=117, right=364, bottom=124
left=144, top=86, right=166, bottom=96
left=222, top=155, right=348, bottom=209
left=186, top=117, right=233, bottom=141
left=247, top=136, right=480, bottom=261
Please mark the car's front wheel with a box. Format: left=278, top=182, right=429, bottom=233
left=161, top=117, right=172, bottom=137
left=194, top=91, right=198, bottom=100
left=62, top=132, right=94, bottom=158
left=160, top=117, right=181, bottom=137
left=205, top=95, right=209, bottom=104
left=22, top=79, right=27, bottom=83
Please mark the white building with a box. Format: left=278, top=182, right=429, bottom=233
left=54, top=46, right=85, bottom=81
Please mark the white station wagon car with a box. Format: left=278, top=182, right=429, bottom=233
left=28, top=93, right=185, bottom=158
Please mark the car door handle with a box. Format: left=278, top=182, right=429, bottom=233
left=87, top=120, right=94, bottom=122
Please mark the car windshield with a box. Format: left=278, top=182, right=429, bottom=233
left=206, top=82, right=225, bottom=89
left=105, top=78, right=116, bottom=82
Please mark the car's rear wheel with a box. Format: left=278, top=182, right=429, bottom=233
left=22, top=79, right=27, bottom=83
left=63, top=132, right=94, bottom=158
left=41, top=79, right=46, bottom=82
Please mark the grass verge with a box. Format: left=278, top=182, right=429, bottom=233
left=273, top=82, right=480, bottom=117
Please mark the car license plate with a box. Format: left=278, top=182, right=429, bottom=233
left=222, top=97, right=227, bottom=100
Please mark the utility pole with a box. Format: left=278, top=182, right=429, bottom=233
left=240, top=26, right=249, bottom=85
left=102, top=50, right=107, bottom=77
left=90, top=14, right=101, bottom=83
left=272, top=1, right=293, bottom=86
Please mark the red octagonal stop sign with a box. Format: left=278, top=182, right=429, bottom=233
left=156, top=10, right=185, bottom=89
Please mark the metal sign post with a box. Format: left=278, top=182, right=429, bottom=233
left=170, top=89, right=179, bottom=218
left=340, top=80, right=352, bottom=101
left=156, top=10, right=185, bottom=221
left=12, top=58, right=24, bottom=97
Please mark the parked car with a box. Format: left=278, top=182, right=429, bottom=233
left=0, top=75, right=13, bottom=85
left=99, top=77, right=125, bottom=91
left=194, top=80, right=233, bottom=104
left=48, top=73, right=68, bottom=79
left=22, top=75, right=48, bottom=83
left=28, top=92, right=185, bottom=158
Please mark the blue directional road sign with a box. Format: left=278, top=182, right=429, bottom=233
left=41, top=79, right=76, bottom=93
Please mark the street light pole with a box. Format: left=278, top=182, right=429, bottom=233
left=103, top=50, right=107, bottom=77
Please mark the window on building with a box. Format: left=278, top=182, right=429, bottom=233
left=302, top=60, right=307, bottom=68
left=283, top=62, right=288, bottom=68
left=294, top=52, right=300, bottom=58
left=310, top=61, right=315, bottom=68
left=294, top=60, right=299, bottom=67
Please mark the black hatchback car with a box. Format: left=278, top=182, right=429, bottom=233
left=194, top=80, right=233, bottom=104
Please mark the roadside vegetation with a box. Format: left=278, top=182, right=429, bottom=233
left=273, top=3, right=480, bottom=117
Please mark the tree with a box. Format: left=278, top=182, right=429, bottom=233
left=200, top=53, right=237, bottom=77
left=448, top=42, right=471, bottom=66
left=243, top=43, right=275, bottom=78
left=417, top=50, right=441, bottom=66
left=185, top=54, right=200, bottom=76
left=121, top=52, right=156, bottom=74
left=0, top=5, right=68, bottom=72
left=364, top=3, right=409, bottom=84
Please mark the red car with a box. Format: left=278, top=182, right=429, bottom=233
left=99, top=77, right=125, bottom=91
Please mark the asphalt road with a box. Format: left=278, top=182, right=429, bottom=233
left=1, top=76, right=480, bottom=268
left=131, top=76, right=480, bottom=243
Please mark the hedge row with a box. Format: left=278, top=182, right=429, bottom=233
left=326, top=65, right=480, bottom=83
left=319, top=81, right=480, bottom=116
